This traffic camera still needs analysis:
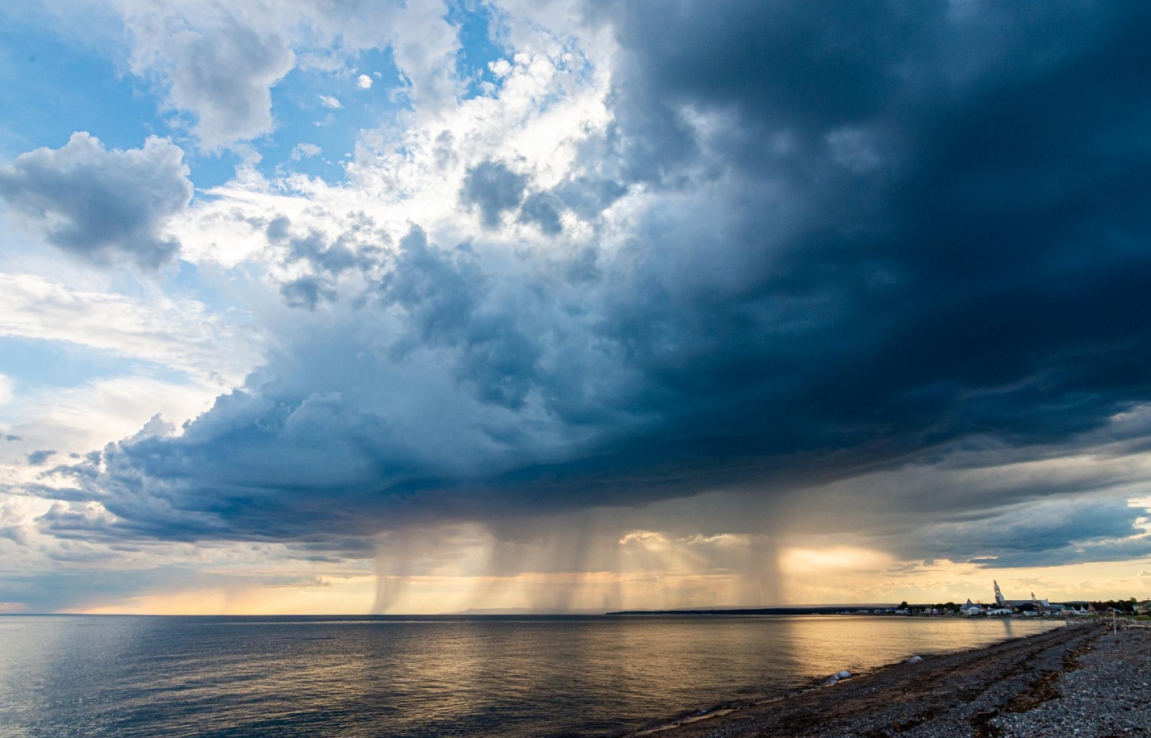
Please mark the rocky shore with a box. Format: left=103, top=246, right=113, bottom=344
left=641, top=620, right=1151, bottom=737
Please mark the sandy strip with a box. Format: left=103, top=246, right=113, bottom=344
left=633, top=620, right=1151, bottom=737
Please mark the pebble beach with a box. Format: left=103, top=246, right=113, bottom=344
left=643, top=620, right=1151, bottom=737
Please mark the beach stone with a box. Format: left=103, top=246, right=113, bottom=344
left=990, top=626, right=1151, bottom=738
left=642, top=622, right=1150, bottom=738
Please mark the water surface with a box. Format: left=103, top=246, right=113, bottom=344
left=0, top=614, right=1062, bottom=737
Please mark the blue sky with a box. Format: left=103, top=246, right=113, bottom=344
left=0, top=15, right=153, bottom=157
left=0, top=1, right=506, bottom=187
left=1, top=0, right=1151, bottom=614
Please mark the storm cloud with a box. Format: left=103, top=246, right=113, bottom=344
left=34, top=1, right=1151, bottom=569
left=461, top=161, right=527, bottom=228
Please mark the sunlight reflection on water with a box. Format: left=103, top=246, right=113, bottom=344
left=0, top=615, right=1061, bottom=737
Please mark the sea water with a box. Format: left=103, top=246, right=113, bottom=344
left=0, top=615, right=1062, bottom=737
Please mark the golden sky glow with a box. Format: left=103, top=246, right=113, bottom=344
left=70, top=547, right=1151, bottom=615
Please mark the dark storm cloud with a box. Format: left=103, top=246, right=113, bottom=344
left=380, top=227, right=541, bottom=408
left=887, top=495, right=1151, bottom=569
left=283, top=230, right=365, bottom=275
left=38, top=1, right=1151, bottom=563
left=581, top=0, right=1151, bottom=454
left=518, top=192, right=565, bottom=235
left=0, top=133, right=192, bottom=269
left=460, top=161, right=527, bottom=228
left=280, top=276, right=336, bottom=310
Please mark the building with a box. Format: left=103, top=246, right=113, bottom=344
left=960, top=599, right=985, bottom=616
left=993, top=581, right=1058, bottom=613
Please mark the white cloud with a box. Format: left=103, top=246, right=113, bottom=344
left=357, top=74, right=373, bottom=89
left=290, top=143, right=322, bottom=161
left=97, top=0, right=462, bottom=149
left=0, top=273, right=261, bottom=389
left=5, top=375, right=218, bottom=459
left=0, top=374, right=13, bottom=405
left=489, top=59, right=512, bottom=78
left=119, top=2, right=296, bottom=151
left=318, top=94, right=342, bottom=109
left=164, top=37, right=613, bottom=272
left=0, top=5, right=624, bottom=549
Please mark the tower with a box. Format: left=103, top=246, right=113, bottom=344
left=994, top=581, right=1005, bottom=607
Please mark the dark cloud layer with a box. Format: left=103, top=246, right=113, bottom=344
left=0, top=133, right=192, bottom=268
left=936, top=498, right=1151, bottom=569
left=40, top=1, right=1151, bottom=564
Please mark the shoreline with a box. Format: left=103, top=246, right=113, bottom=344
left=632, top=620, right=1151, bottom=737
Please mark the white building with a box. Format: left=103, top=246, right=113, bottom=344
left=960, top=599, right=985, bottom=616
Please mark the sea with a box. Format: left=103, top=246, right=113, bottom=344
left=0, top=614, right=1063, bottom=737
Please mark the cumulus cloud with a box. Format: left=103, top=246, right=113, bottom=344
left=290, top=142, right=322, bottom=161
left=318, top=94, right=342, bottom=109
left=111, top=0, right=461, bottom=149
left=0, top=133, right=192, bottom=268
left=126, top=8, right=296, bottom=151
left=357, top=74, right=373, bottom=89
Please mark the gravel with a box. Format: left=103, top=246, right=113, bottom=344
left=991, top=623, right=1151, bottom=737
left=641, top=620, right=1151, bottom=738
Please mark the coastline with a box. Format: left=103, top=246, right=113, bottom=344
left=633, top=620, right=1151, bottom=737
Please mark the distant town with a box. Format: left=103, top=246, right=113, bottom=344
left=609, top=582, right=1151, bottom=618
left=853, top=581, right=1151, bottom=618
